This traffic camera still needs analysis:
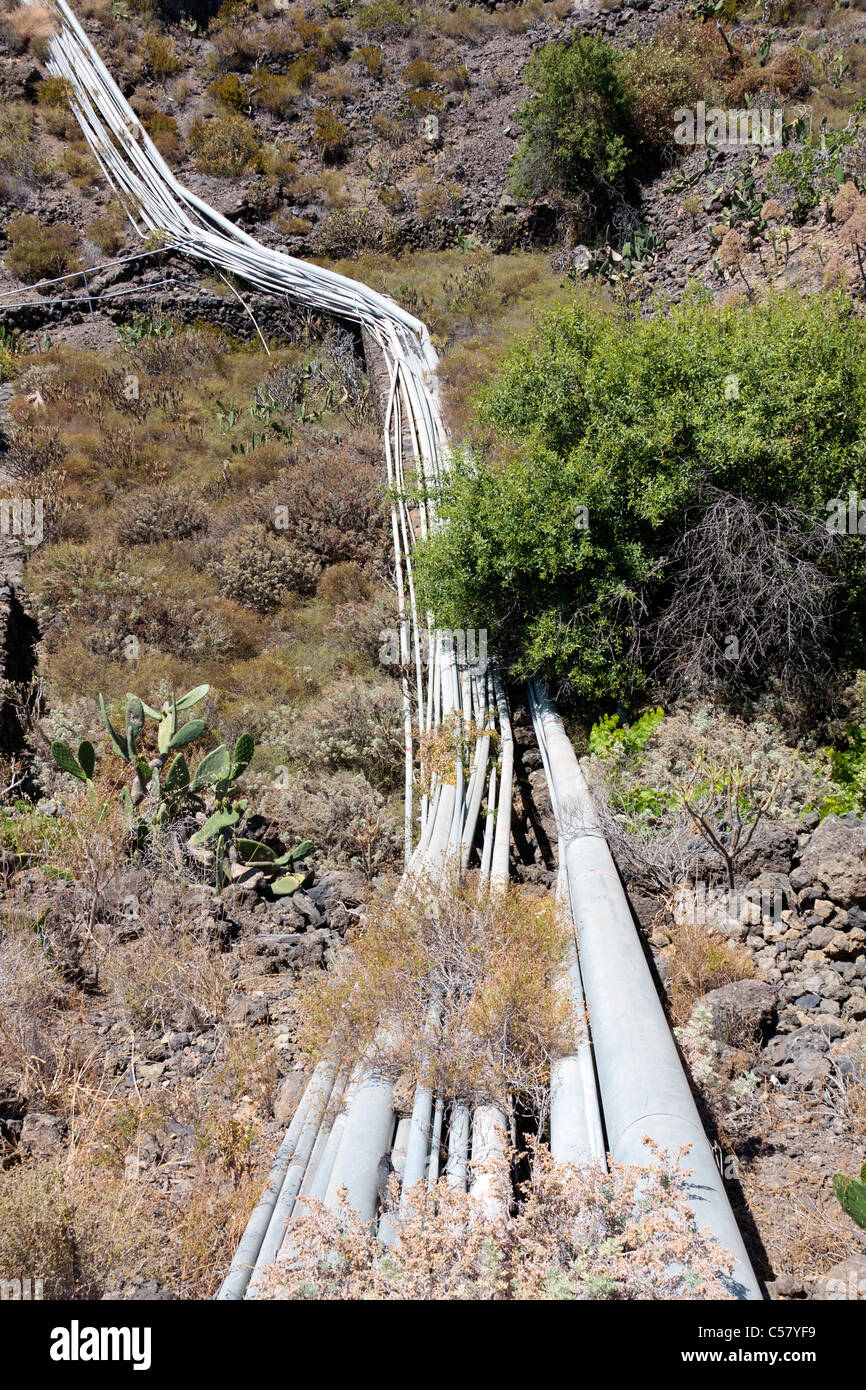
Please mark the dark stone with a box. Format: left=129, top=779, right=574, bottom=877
left=702, top=978, right=778, bottom=1044
left=227, top=994, right=271, bottom=1027
left=799, top=814, right=866, bottom=907
left=19, top=1111, right=68, bottom=1157
left=736, top=820, right=798, bottom=877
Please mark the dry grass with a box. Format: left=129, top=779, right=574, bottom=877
left=662, top=913, right=754, bottom=1029
left=741, top=1065, right=866, bottom=1282
left=0, top=835, right=280, bottom=1299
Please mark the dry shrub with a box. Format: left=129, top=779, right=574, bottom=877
left=298, top=876, right=574, bottom=1112
left=251, top=71, right=297, bottom=117
left=292, top=680, right=403, bottom=792
left=208, top=71, right=248, bottom=111
left=311, top=107, right=352, bottom=163
left=4, top=422, right=68, bottom=481
left=138, top=31, right=181, bottom=81
left=141, top=108, right=181, bottom=162
left=417, top=184, right=461, bottom=225
left=405, top=88, right=442, bottom=114
left=162, top=1163, right=264, bottom=1298
left=354, top=43, right=386, bottom=78
left=36, top=76, right=77, bottom=138
left=189, top=112, right=261, bottom=177
left=61, top=143, right=100, bottom=189
left=87, top=205, right=127, bottom=256
left=6, top=2, right=56, bottom=54
left=260, top=1140, right=733, bottom=1300
left=312, top=206, right=400, bottom=257
left=237, top=440, right=388, bottom=590
left=0, top=100, right=34, bottom=180
left=275, top=213, right=313, bottom=240
left=316, top=560, right=371, bottom=605
left=761, top=196, right=785, bottom=223
left=0, top=1161, right=141, bottom=1298
left=643, top=488, right=842, bottom=703
left=824, top=252, right=850, bottom=290
left=115, top=486, right=209, bottom=547
left=257, top=769, right=402, bottom=879
left=833, top=180, right=862, bottom=223
left=402, top=57, right=436, bottom=89
left=0, top=925, right=73, bottom=1109
left=764, top=47, right=812, bottom=99
left=129, top=322, right=225, bottom=377
left=221, top=1030, right=279, bottom=1119
left=103, top=916, right=227, bottom=1036
left=211, top=522, right=299, bottom=612
left=371, top=111, right=410, bottom=147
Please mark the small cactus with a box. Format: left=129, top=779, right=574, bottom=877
left=50, top=684, right=312, bottom=897
left=833, top=1164, right=866, bottom=1230
left=50, top=739, right=95, bottom=783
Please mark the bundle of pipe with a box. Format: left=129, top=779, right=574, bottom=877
left=29, top=0, right=503, bottom=879
left=23, top=0, right=518, bottom=1296
left=526, top=680, right=762, bottom=1300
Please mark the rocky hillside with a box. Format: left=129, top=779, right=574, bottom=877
left=2, top=0, right=866, bottom=1306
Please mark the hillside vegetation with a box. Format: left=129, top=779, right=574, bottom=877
left=1, top=0, right=866, bottom=1304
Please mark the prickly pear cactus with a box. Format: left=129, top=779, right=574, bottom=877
left=833, top=1164, right=866, bottom=1230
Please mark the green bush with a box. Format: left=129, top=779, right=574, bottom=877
left=509, top=35, right=632, bottom=202
left=356, top=1, right=412, bottom=38
left=311, top=107, right=352, bottom=163
left=0, top=100, right=34, bottom=175
left=189, top=112, right=261, bottom=177
left=510, top=23, right=733, bottom=208
left=5, top=215, right=81, bottom=284
left=769, top=115, right=861, bottom=223
left=590, top=708, right=665, bottom=760
left=208, top=72, right=248, bottom=112
left=138, top=32, right=181, bottom=81
left=416, top=290, right=866, bottom=706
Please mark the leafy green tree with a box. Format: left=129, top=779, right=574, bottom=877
left=509, top=36, right=632, bottom=202
left=416, top=290, right=866, bottom=708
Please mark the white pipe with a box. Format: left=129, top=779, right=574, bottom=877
left=400, top=995, right=441, bottom=1199
left=427, top=1097, right=445, bottom=1186
left=445, top=1103, right=470, bottom=1190
left=469, top=1104, right=508, bottom=1221
left=323, top=1070, right=396, bottom=1223
left=491, top=673, right=513, bottom=887
left=247, top=1063, right=337, bottom=1293
left=215, top=1060, right=328, bottom=1300
left=528, top=681, right=606, bottom=1169
left=530, top=683, right=762, bottom=1300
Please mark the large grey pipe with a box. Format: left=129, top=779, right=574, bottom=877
left=216, top=1061, right=329, bottom=1300
left=530, top=684, right=762, bottom=1300
left=323, top=1069, right=397, bottom=1221
left=247, top=1063, right=337, bottom=1293
left=528, top=682, right=606, bottom=1168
